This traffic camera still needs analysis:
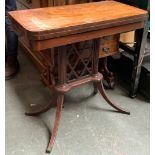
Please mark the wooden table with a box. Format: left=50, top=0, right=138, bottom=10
left=8, top=1, right=147, bottom=153
left=16, top=0, right=120, bottom=90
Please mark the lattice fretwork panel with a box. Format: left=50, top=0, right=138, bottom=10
left=66, top=40, right=94, bottom=82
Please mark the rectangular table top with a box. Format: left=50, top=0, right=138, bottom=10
left=8, top=1, right=147, bottom=40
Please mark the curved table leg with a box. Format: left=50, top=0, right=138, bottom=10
left=25, top=101, right=56, bottom=116
left=25, top=92, right=58, bottom=116
left=96, top=81, right=130, bottom=115
left=46, top=94, right=64, bottom=153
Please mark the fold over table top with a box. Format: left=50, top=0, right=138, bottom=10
left=8, top=1, right=147, bottom=41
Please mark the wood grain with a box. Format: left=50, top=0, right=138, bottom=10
left=9, top=1, right=147, bottom=39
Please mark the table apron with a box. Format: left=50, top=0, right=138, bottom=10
left=27, top=21, right=144, bottom=51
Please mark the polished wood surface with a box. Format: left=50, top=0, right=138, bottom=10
left=26, top=21, right=145, bottom=50
left=99, top=35, right=119, bottom=58
left=9, top=1, right=147, bottom=38
left=9, top=1, right=147, bottom=153
left=15, top=0, right=134, bottom=89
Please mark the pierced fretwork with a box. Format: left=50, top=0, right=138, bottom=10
left=66, top=40, right=93, bottom=82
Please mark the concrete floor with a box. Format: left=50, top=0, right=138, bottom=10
left=6, top=51, right=150, bottom=155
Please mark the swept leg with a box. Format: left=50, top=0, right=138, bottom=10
left=25, top=101, right=56, bottom=116
left=46, top=94, right=64, bottom=153
left=96, top=81, right=130, bottom=115
left=25, top=92, right=58, bottom=116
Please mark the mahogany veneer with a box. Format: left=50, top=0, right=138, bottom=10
left=8, top=1, right=147, bottom=153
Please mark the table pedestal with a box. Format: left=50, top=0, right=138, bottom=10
left=25, top=38, right=130, bottom=153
